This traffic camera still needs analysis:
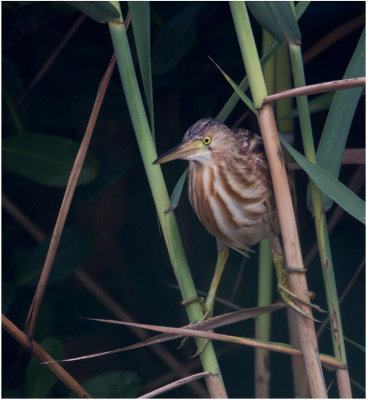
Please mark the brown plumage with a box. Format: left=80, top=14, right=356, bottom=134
left=184, top=118, right=279, bottom=256
left=154, top=118, right=314, bottom=327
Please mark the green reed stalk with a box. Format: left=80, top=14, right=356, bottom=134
left=289, top=42, right=352, bottom=398
left=254, top=29, right=274, bottom=399
left=107, top=3, right=226, bottom=397
left=230, top=3, right=327, bottom=397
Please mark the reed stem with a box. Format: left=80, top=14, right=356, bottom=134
left=108, top=3, right=227, bottom=397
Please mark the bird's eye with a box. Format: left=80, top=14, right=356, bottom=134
left=202, top=136, right=211, bottom=145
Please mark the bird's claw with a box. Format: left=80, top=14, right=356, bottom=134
left=277, top=284, right=325, bottom=322
left=179, top=297, right=214, bottom=357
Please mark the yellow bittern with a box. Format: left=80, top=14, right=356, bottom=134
left=154, top=118, right=317, bottom=324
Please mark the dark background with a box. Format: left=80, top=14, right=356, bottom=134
left=3, top=2, right=365, bottom=398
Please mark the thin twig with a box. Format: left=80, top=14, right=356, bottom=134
left=84, top=317, right=345, bottom=370
left=264, top=77, right=365, bottom=104
left=15, top=14, right=87, bottom=107
left=2, top=194, right=47, bottom=243
left=74, top=271, right=208, bottom=398
left=317, top=258, right=365, bottom=339
left=303, top=15, right=365, bottom=64
left=2, top=196, right=207, bottom=397
left=24, top=52, right=118, bottom=338
left=2, top=314, right=91, bottom=398
left=138, top=372, right=210, bottom=398
left=141, top=345, right=234, bottom=394
left=350, top=378, right=365, bottom=394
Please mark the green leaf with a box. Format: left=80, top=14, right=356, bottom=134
left=247, top=2, right=301, bottom=44
left=280, top=136, right=365, bottom=225
left=211, top=58, right=257, bottom=115
left=216, top=40, right=278, bottom=122
left=26, top=338, right=64, bottom=398
left=3, top=133, right=99, bottom=187
left=216, top=1, right=306, bottom=123
left=16, top=228, right=93, bottom=286
left=311, top=29, right=365, bottom=210
left=295, top=1, right=311, bottom=19
left=278, top=92, right=335, bottom=121
left=82, top=371, right=140, bottom=398
left=166, top=169, right=188, bottom=213
left=68, top=1, right=119, bottom=23
left=151, top=5, right=200, bottom=75
left=343, top=335, right=365, bottom=353
left=128, top=2, right=155, bottom=138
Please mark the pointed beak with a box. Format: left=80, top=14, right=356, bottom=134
left=153, top=140, right=204, bottom=164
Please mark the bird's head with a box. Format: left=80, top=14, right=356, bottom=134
left=153, top=118, right=232, bottom=165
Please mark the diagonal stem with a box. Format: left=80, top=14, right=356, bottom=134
left=24, top=51, right=119, bottom=339
left=230, top=2, right=327, bottom=397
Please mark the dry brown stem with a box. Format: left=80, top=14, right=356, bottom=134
left=264, top=77, right=365, bottom=104
left=139, top=372, right=210, bottom=398
left=2, top=196, right=207, bottom=398
left=16, top=14, right=87, bottom=107
left=303, top=15, right=365, bottom=64
left=23, top=13, right=132, bottom=339
left=2, top=314, right=91, bottom=398
left=83, top=317, right=344, bottom=370
left=24, top=52, right=118, bottom=338
left=74, top=270, right=208, bottom=398
left=258, top=103, right=327, bottom=397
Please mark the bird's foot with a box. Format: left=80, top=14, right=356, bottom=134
left=277, top=269, right=327, bottom=320
left=179, top=296, right=214, bottom=357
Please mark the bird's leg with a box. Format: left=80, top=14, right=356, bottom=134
left=180, top=241, right=229, bottom=356
left=203, top=245, right=229, bottom=319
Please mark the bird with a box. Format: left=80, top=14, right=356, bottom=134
left=154, top=118, right=318, bottom=332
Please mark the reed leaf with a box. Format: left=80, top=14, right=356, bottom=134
left=308, top=28, right=365, bottom=211
left=280, top=136, right=365, bottom=224
left=247, top=2, right=301, bottom=44
left=68, top=1, right=119, bottom=23
left=128, top=2, right=155, bottom=138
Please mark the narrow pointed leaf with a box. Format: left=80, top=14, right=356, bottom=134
left=82, top=316, right=343, bottom=370
left=308, top=29, right=365, bottom=211
left=68, top=2, right=119, bottom=23
left=280, top=136, right=365, bottom=224
left=247, top=2, right=301, bottom=44
left=295, top=1, right=311, bottom=19
left=128, top=2, right=155, bottom=137
left=210, top=58, right=257, bottom=115
left=166, top=169, right=188, bottom=213
left=216, top=1, right=306, bottom=123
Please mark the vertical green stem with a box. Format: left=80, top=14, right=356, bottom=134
left=230, top=3, right=327, bottom=397
left=230, top=2, right=267, bottom=108
left=289, top=43, right=351, bottom=397
left=254, top=30, right=274, bottom=398
left=107, top=3, right=226, bottom=396
left=254, top=239, right=272, bottom=397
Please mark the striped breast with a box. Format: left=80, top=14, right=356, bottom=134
left=188, top=159, right=274, bottom=255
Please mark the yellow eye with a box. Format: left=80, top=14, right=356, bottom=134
left=202, top=136, right=211, bottom=145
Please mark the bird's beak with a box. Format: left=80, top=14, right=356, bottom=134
left=153, top=140, right=204, bottom=164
